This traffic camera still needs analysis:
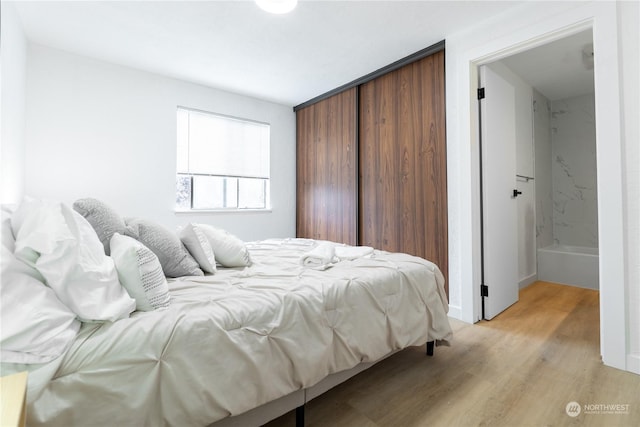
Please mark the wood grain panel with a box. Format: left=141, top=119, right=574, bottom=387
left=359, top=51, right=448, bottom=290
left=296, top=88, right=358, bottom=245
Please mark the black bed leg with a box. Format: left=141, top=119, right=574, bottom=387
left=295, top=404, right=305, bottom=427
left=426, top=341, right=435, bottom=356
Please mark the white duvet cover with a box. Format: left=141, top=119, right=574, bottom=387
left=24, top=239, right=452, bottom=426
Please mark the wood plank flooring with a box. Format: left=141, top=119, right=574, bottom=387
left=265, top=281, right=640, bottom=426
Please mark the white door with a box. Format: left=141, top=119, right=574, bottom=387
left=479, top=65, right=519, bottom=320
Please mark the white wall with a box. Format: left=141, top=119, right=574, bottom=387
left=445, top=0, right=636, bottom=372
left=1, top=1, right=28, bottom=206
left=618, top=0, right=640, bottom=372
left=24, top=45, right=296, bottom=241
left=551, top=94, right=598, bottom=248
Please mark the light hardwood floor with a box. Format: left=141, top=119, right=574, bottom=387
left=265, top=281, right=640, bottom=426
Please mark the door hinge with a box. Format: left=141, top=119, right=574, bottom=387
left=481, top=284, right=489, bottom=297
left=477, top=87, right=485, bottom=100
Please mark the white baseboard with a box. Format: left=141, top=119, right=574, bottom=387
left=447, top=305, right=463, bottom=321
left=519, top=273, right=537, bottom=289
left=627, top=353, right=640, bottom=375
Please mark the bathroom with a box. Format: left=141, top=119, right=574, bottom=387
left=490, top=29, right=599, bottom=291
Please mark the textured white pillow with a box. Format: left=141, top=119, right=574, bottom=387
left=191, top=224, right=251, bottom=268
left=110, top=233, right=171, bottom=311
left=178, top=223, right=217, bottom=274
left=1, top=217, right=80, bottom=364
left=12, top=199, right=136, bottom=323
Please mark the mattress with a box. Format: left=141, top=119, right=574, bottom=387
left=23, top=238, right=452, bottom=426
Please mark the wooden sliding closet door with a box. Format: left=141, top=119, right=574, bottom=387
left=359, top=51, right=448, bottom=287
left=296, top=88, right=358, bottom=245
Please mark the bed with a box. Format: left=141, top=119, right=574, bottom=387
left=0, top=198, right=452, bottom=426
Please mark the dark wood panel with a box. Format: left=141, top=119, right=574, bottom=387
left=359, top=51, right=448, bottom=290
left=296, top=88, right=358, bottom=245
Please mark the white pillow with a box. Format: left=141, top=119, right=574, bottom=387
left=189, top=224, right=251, bottom=268
left=12, top=197, right=71, bottom=265
left=110, top=233, right=171, bottom=311
left=1, top=205, right=17, bottom=252
left=12, top=199, right=136, bottom=323
left=178, top=223, right=217, bottom=274
left=1, top=219, right=80, bottom=364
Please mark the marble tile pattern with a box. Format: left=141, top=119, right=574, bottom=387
left=550, top=94, right=598, bottom=248
left=533, top=90, right=554, bottom=249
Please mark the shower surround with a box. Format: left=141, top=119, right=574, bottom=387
left=535, top=91, right=599, bottom=288
left=550, top=93, right=598, bottom=248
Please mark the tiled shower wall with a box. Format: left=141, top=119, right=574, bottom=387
left=550, top=93, right=598, bottom=248
left=534, top=90, right=553, bottom=249
left=535, top=91, right=598, bottom=249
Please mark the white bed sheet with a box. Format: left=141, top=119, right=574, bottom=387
left=24, top=238, right=452, bottom=426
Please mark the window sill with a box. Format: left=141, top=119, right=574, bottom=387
left=174, top=208, right=272, bottom=215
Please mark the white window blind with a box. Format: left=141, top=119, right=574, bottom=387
left=176, top=108, right=270, bottom=210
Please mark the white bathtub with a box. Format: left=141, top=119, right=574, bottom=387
left=537, top=244, right=599, bottom=290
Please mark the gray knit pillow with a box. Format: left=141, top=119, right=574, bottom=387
left=73, top=198, right=126, bottom=255
left=124, top=218, right=203, bottom=278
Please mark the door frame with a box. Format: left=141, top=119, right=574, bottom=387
left=448, top=1, right=628, bottom=371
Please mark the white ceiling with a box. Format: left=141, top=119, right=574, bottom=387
left=13, top=0, right=528, bottom=107
left=500, top=29, right=595, bottom=101
left=13, top=1, right=594, bottom=106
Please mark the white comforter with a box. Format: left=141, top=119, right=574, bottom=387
left=24, top=239, right=452, bottom=426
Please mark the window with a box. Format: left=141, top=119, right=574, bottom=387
left=176, top=107, right=270, bottom=211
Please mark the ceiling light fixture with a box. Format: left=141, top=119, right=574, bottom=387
left=256, top=0, right=298, bottom=14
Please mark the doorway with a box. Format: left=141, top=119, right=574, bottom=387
left=479, top=29, right=599, bottom=320
left=451, top=4, right=627, bottom=372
